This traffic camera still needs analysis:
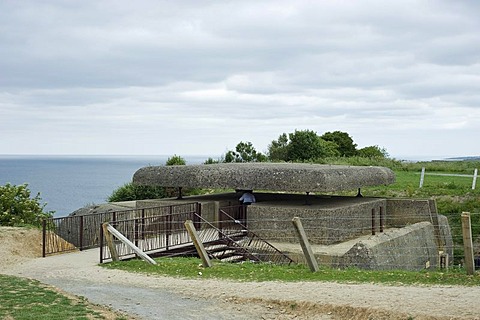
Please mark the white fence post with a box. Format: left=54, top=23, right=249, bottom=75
left=472, top=169, right=478, bottom=190
left=419, top=167, right=425, bottom=188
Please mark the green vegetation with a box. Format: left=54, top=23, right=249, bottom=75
left=165, top=154, right=186, bottom=166
left=102, top=257, right=480, bottom=286
left=0, top=274, right=127, bottom=320
left=222, top=130, right=378, bottom=163
left=108, top=154, right=202, bottom=202
left=264, top=129, right=387, bottom=162
left=0, top=183, right=53, bottom=227
left=107, top=183, right=167, bottom=202
left=224, top=141, right=267, bottom=163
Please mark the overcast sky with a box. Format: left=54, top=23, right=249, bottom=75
left=1, top=1, right=479, bottom=160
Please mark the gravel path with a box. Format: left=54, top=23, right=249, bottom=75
left=3, top=248, right=480, bottom=320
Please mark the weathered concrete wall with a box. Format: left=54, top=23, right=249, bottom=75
left=339, top=222, right=439, bottom=270
left=386, top=198, right=432, bottom=227
left=384, top=198, right=453, bottom=264
left=282, top=222, right=440, bottom=271
left=248, top=198, right=387, bottom=245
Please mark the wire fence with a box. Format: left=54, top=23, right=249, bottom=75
left=99, top=206, right=480, bottom=270
left=234, top=211, right=480, bottom=269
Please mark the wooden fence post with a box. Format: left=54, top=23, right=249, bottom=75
left=104, top=223, right=156, bottom=265
left=292, top=217, right=319, bottom=272
left=461, top=212, right=475, bottom=275
left=102, top=223, right=119, bottom=262
left=185, top=220, right=212, bottom=268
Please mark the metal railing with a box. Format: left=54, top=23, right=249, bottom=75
left=208, top=210, right=294, bottom=265
left=42, top=203, right=199, bottom=257
left=100, top=204, right=293, bottom=265
left=100, top=204, right=201, bottom=262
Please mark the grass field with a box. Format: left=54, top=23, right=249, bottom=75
left=102, top=256, right=480, bottom=286
left=0, top=274, right=127, bottom=320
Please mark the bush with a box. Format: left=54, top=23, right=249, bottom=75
left=0, top=183, right=53, bottom=227
left=107, top=183, right=166, bottom=202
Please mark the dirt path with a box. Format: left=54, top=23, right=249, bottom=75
left=1, top=227, right=480, bottom=319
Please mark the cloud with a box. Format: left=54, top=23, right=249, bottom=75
left=0, top=0, right=479, bottom=158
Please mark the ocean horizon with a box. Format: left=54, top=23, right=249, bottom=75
left=0, top=155, right=210, bottom=217
left=0, top=153, right=473, bottom=218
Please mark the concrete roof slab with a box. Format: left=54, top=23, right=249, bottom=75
left=132, top=163, right=395, bottom=193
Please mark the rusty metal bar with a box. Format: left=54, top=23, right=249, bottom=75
left=79, top=215, right=84, bottom=251
left=141, top=209, right=145, bottom=240
left=42, top=219, right=46, bottom=258
left=379, top=206, right=384, bottom=233
left=99, top=224, right=104, bottom=263
left=371, top=208, right=376, bottom=235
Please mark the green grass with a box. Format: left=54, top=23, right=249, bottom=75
left=0, top=274, right=128, bottom=320
left=102, top=257, right=480, bottom=286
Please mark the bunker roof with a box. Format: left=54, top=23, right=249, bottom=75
left=132, top=163, right=395, bottom=193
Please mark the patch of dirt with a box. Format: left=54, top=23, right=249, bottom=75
left=0, top=227, right=43, bottom=267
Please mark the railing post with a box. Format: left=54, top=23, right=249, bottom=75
left=141, top=209, right=145, bottom=240
left=371, top=208, right=376, bottom=235
left=243, top=205, right=248, bottom=227
left=42, top=219, right=47, bottom=258
left=134, top=218, right=139, bottom=248
left=166, top=206, right=172, bottom=250
left=99, top=224, right=104, bottom=263
left=79, top=215, right=84, bottom=251
left=379, top=206, right=384, bottom=233
left=194, top=202, right=201, bottom=229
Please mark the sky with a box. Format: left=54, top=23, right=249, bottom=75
left=1, top=1, right=479, bottom=160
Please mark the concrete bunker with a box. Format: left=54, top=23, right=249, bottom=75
left=133, top=163, right=453, bottom=270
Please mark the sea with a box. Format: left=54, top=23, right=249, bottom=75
left=0, top=155, right=207, bottom=217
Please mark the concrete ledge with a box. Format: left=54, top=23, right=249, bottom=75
left=133, top=163, right=395, bottom=192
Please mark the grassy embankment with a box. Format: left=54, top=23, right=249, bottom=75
left=103, top=159, right=480, bottom=285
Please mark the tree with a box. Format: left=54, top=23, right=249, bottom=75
left=224, top=141, right=267, bottom=163
left=319, top=139, right=341, bottom=158
left=357, top=145, right=389, bottom=159
left=286, top=129, right=326, bottom=162
left=321, top=131, right=357, bottom=157
left=267, top=133, right=289, bottom=161
left=0, top=183, right=53, bottom=227
left=267, top=130, right=341, bottom=162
